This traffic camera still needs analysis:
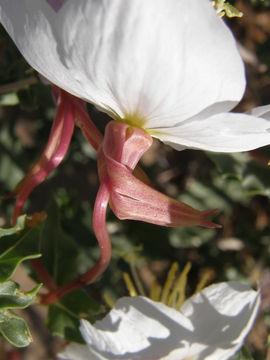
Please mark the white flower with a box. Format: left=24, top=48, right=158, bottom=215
left=59, top=281, right=260, bottom=360
left=1, top=0, right=270, bottom=153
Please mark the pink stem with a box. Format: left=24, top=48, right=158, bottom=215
left=30, top=259, right=57, bottom=291
left=81, top=175, right=112, bottom=282
left=8, top=350, right=20, bottom=360
left=13, top=95, right=75, bottom=223
left=72, top=98, right=103, bottom=150
left=248, top=150, right=269, bottom=166
left=40, top=176, right=111, bottom=304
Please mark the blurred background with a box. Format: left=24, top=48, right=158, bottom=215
left=1, top=1, right=270, bottom=359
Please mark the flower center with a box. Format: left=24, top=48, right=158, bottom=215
left=119, top=111, right=147, bottom=129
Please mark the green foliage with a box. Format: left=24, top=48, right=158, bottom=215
left=47, top=289, right=102, bottom=343
left=0, top=215, right=26, bottom=238
left=0, top=216, right=41, bottom=282
left=0, top=217, right=42, bottom=347
left=0, top=282, right=40, bottom=347
left=0, top=281, right=40, bottom=309
left=1, top=12, right=270, bottom=357
left=0, top=204, right=102, bottom=346
left=40, top=200, right=93, bottom=285
left=250, top=0, right=270, bottom=8
left=233, top=346, right=255, bottom=359
left=208, top=151, right=270, bottom=199
left=38, top=201, right=102, bottom=342
left=0, top=311, right=32, bottom=347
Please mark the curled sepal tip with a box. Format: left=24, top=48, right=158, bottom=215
left=99, top=120, right=220, bottom=229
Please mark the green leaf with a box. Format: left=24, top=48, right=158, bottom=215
left=208, top=151, right=270, bottom=200
left=208, top=152, right=248, bottom=180
left=40, top=201, right=93, bottom=285
left=0, top=222, right=41, bottom=282
left=0, top=281, right=41, bottom=348
left=47, top=289, right=102, bottom=343
left=0, top=281, right=41, bottom=310
left=0, top=215, right=26, bottom=238
left=47, top=304, right=83, bottom=343
left=0, top=310, right=32, bottom=347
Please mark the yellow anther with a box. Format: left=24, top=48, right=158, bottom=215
left=160, top=262, right=179, bottom=305
left=103, top=292, right=115, bottom=309
left=123, top=272, right=138, bottom=297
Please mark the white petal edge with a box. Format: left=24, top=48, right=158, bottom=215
left=0, top=0, right=245, bottom=127
left=246, top=104, right=270, bottom=120
left=151, top=112, right=270, bottom=152
left=58, top=343, right=96, bottom=360
left=58, top=282, right=260, bottom=360
left=179, top=281, right=261, bottom=360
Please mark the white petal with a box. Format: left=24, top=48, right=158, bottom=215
left=58, top=343, right=99, bottom=360
left=58, top=283, right=260, bottom=360
left=152, top=112, right=270, bottom=152
left=0, top=0, right=245, bottom=126
left=180, top=281, right=261, bottom=360
left=247, top=104, right=270, bottom=120
left=80, top=297, right=192, bottom=360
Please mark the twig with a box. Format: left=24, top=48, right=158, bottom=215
left=0, top=76, right=38, bottom=95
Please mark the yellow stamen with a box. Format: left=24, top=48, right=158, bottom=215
left=160, top=262, right=179, bottom=305
left=168, top=262, right=191, bottom=309
left=130, top=263, right=146, bottom=296
left=103, top=292, right=115, bottom=309
left=176, top=262, right=192, bottom=310
left=194, top=270, right=212, bottom=294
left=123, top=272, right=138, bottom=297
left=150, top=276, right=162, bottom=302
